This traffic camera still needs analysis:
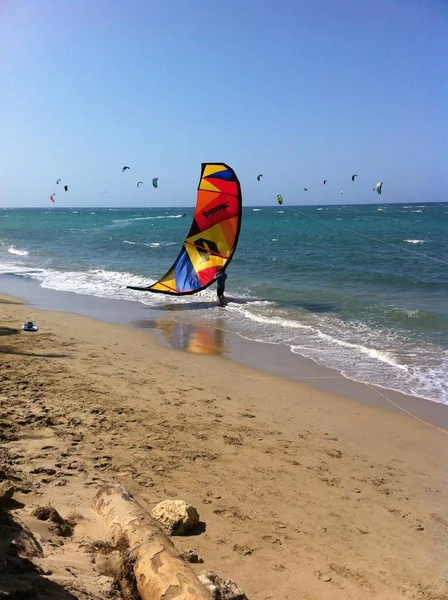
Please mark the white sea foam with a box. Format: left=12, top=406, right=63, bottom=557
left=252, top=208, right=262, bottom=212
left=8, top=246, right=29, bottom=256
left=404, top=239, right=425, bottom=244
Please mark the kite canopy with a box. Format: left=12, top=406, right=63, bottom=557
left=64, top=185, right=68, bottom=192
left=137, top=181, right=144, bottom=188
left=56, top=179, right=61, bottom=185
left=122, top=166, right=130, bottom=172
left=375, top=181, right=383, bottom=194
left=277, top=194, right=283, bottom=205
left=128, top=163, right=242, bottom=295
left=152, top=178, right=158, bottom=188
left=257, top=174, right=263, bottom=181
left=323, top=179, right=327, bottom=185
left=50, top=194, right=55, bottom=202
left=303, top=188, right=308, bottom=192
left=351, top=174, right=358, bottom=182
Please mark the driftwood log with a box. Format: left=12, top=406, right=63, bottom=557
left=92, top=483, right=212, bottom=600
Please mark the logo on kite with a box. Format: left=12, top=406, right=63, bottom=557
left=56, top=179, right=61, bottom=185
left=50, top=194, right=55, bottom=203
left=257, top=174, right=263, bottom=182
left=277, top=194, right=283, bottom=205
left=64, top=185, right=68, bottom=192
left=152, top=178, right=158, bottom=188
left=374, top=182, right=383, bottom=195
left=122, top=166, right=130, bottom=172
left=351, top=174, right=358, bottom=182
left=137, top=181, right=144, bottom=188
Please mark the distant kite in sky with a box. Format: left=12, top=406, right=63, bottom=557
left=351, top=174, right=358, bottom=182
left=277, top=194, right=283, bottom=205
left=257, top=174, right=263, bottom=181
left=323, top=179, right=327, bottom=185
left=137, top=181, right=144, bottom=188
left=122, top=166, right=130, bottom=172
left=50, top=194, right=55, bottom=202
left=152, top=178, right=158, bottom=188
left=56, top=179, right=61, bottom=185
left=374, top=182, right=383, bottom=195
left=64, top=185, right=68, bottom=192
left=303, top=188, right=308, bottom=192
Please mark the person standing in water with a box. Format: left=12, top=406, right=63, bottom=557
left=215, top=266, right=227, bottom=306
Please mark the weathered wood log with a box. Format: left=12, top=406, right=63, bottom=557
left=92, top=483, right=212, bottom=600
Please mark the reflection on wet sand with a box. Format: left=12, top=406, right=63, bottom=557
left=133, top=318, right=225, bottom=355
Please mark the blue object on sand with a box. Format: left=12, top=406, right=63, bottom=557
left=22, top=321, right=38, bottom=332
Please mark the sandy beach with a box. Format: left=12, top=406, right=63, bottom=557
left=1, top=291, right=447, bottom=599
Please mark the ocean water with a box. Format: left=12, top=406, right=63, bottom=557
left=1, top=203, right=447, bottom=405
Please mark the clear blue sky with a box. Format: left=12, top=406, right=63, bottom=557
left=1, top=0, right=446, bottom=207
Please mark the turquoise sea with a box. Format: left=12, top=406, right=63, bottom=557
left=1, top=203, right=447, bottom=404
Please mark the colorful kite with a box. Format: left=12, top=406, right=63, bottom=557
left=128, top=163, right=242, bottom=295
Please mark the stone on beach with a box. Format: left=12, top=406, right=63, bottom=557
left=151, top=499, right=200, bottom=536
left=198, top=570, right=248, bottom=600
left=0, top=480, right=15, bottom=504
left=181, top=548, right=204, bottom=563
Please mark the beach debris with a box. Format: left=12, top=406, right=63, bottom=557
left=315, top=569, right=332, bottom=582
left=93, top=483, right=212, bottom=600
left=198, top=571, right=248, bottom=600
left=0, top=480, right=15, bottom=504
left=181, top=548, right=204, bottom=563
left=21, top=321, right=39, bottom=332
left=151, top=499, right=200, bottom=536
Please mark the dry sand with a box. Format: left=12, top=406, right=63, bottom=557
left=1, top=292, right=447, bottom=600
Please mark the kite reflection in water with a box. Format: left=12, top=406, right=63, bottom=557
left=133, top=319, right=225, bottom=355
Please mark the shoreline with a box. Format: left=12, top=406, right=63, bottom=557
left=1, top=272, right=447, bottom=429
left=1, top=290, right=447, bottom=599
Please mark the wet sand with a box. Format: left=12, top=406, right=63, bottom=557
left=1, top=291, right=447, bottom=599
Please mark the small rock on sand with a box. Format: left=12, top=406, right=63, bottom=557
left=198, top=571, right=248, bottom=600
left=151, top=499, right=199, bottom=536
left=0, top=480, right=15, bottom=504
left=180, top=548, right=204, bottom=563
